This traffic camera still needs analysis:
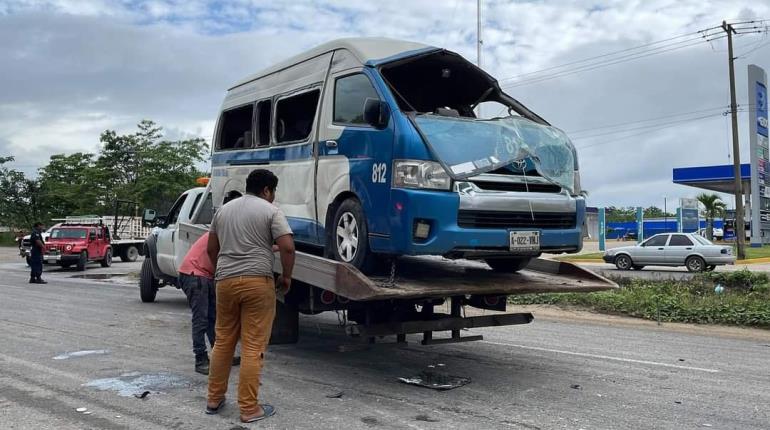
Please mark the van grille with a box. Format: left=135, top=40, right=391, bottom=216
left=471, top=181, right=562, bottom=193
left=458, top=210, right=576, bottom=229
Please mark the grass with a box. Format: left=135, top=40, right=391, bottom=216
left=508, top=270, right=770, bottom=327
left=558, top=252, right=603, bottom=261
left=0, top=232, right=18, bottom=247
left=737, top=245, right=770, bottom=260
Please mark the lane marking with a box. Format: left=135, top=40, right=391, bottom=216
left=482, top=340, right=720, bottom=373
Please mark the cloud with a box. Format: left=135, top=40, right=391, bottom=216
left=1, top=0, right=770, bottom=210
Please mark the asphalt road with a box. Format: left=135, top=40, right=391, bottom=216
left=1, top=255, right=769, bottom=429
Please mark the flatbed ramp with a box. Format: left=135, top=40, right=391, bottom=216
left=278, top=252, right=616, bottom=301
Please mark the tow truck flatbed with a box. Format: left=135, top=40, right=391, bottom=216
left=180, top=222, right=616, bottom=302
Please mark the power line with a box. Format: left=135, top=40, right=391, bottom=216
left=502, top=35, right=726, bottom=89
left=574, top=113, right=725, bottom=149
left=566, top=105, right=729, bottom=135
left=496, top=30, right=704, bottom=83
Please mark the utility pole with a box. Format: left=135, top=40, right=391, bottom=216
left=477, top=0, right=482, bottom=70
left=722, top=20, right=746, bottom=260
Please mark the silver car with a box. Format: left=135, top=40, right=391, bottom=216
left=602, top=233, right=735, bottom=272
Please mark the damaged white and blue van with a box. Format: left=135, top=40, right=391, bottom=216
left=210, top=38, right=584, bottom=273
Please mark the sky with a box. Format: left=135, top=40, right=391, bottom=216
left=2, top=0, right=770, bottom=210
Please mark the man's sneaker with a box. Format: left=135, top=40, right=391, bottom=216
left=29, top=278, right=36, bottom=284
left=232, top=356, right=241, bottom=366
left=195, top=355, right=210, bottom=375
left=36, top=279, right=48, bottom=284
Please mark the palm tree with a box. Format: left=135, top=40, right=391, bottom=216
left=696, top=193, right=727, bottom=240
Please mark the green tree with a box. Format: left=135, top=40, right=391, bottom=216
left=37, top=152, right=101, bottom=219
left=696, top=193, right=726, bottom=240
left=95, top=120, right=209, bottom=214
left=0, top=156, right=43, bottom=230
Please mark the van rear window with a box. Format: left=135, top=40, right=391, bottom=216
left=217, top=104, right=254, bottom=150
left=275, top=89, right=320, bottom=144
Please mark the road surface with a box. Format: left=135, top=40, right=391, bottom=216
left=1, top=251, right=769, bottom=429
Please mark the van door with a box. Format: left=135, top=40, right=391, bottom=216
left=269, top=88, right=322, bottom=244
left=316, top=66, right=395, bottom=250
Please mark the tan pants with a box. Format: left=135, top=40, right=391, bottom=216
left=207, top=275, right=275, bottom=415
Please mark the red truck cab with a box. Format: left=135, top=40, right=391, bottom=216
left=44, top=222, right=112, bottom=271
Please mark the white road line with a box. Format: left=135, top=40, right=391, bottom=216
left=482, top=340, right=720, bottom=373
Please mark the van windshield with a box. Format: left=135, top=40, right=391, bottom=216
left=412, top=114, right=577, bottom=193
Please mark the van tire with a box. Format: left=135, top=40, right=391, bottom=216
left=140, top=258, right=159, bottom=303
left=269, top=300, right=299, bottom=344
left=76, top=251, right=88, bottom=271
left=100, top=249, right=112, bottom=267
left=331, top=199, right=376, bottom=273
left=120, top=245, right=139, bottom=262
left=485, top=257, right=532, bottom=273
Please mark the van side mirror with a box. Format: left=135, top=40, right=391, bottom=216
left=364, top=98, right=390, bottom=130
left=142, top=209, right=157, bottom=226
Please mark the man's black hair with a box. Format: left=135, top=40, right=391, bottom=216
left=245, top=169, right=278, bottom=195
left=33, top=222, right=44, bottom=228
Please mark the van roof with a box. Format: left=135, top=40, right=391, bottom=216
left=230, top=37, right=437, bottom=90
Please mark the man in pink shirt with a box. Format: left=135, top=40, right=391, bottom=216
left=179, top=232, right=241, bottom=374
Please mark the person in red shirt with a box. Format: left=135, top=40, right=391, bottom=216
left=179, top=230, right=242, bottom=374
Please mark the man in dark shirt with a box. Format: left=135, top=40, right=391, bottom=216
left=29, top=222, right=47, bottom=284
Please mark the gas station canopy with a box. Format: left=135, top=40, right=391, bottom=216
left=672, top=163, right=751, bottom=194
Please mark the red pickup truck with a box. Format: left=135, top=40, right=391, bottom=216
left=43, top=223, right=112, bottom=271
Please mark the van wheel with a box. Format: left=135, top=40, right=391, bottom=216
left=686, top=256, right=706, bottom=273
left=139, top=258, right=159, bottom=303
left=485, top=257, right=532, bottom=273
left=331, top=199, right=376, bottom=273
left=120, top=245, right=139, bottom=262
left=100, top=249, right=112, bottom=267
left=76, top=251, right=88, bottom=271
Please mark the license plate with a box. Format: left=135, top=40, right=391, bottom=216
left=44, top=255, right=60, bottom=262
left=509, top=231, right=540, bottom=252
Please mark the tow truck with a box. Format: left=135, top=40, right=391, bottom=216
left=140, top=186, right=615, bottom=345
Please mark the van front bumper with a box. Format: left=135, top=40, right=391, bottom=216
left=371, top=188, right=585, bottom=257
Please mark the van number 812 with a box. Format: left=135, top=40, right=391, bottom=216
left=372, top=163, right=387, bottom=183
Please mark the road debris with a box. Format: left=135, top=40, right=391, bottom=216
left=76, top=407, right=88, bottom=413
left=570, top=384, right=582, bottom=390
left=398, top=371, right=470, bottom=390
left=325, top=391, right=344, bottom=399
left=84, top=372, right=189, bottom=397
left=415, top=414, right=440, bottom=422
left=54, top=350, right=109, bottom=360
left=134, top=391, right=151, bottom=399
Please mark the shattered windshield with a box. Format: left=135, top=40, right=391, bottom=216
left=412, top=114, right=577, bottom=193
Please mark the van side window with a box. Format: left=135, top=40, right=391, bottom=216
left=217, top=104, right=254, bottom=150
left=334, top=74, right=379, bottom=125
left=275, top=89, right=320, bottom=144
left=256, top=100, right=271, bottom=147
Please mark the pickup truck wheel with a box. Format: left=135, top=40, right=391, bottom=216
left=76, top=251, right=88, bottom=271
left=686, top=256, right=706, bottom=273
left=120, top=245, right=139, bottom=262
left=139, top=258, right=159, bottom=303
left=331, top=199, right=376, bottom=273
left=485, top=257, right=532, bottom=273
left=614, top=254, right=632, bottom=270
left=60, top=262, right=72, bottom=269
left=100, top=249, right=112, bottom=267
left=269, top=300, right=299, bottom=344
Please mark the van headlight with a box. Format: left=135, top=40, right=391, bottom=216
left=393, top=160, right=451, bottom=190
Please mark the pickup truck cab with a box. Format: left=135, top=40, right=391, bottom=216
left=43, top=222, right=112, bottom=270
left=139, top=187, right=212, bottom=302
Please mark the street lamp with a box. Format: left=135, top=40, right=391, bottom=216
left=663, top=195, right=668, bottom=234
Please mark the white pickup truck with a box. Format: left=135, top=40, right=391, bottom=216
left=140, top=186, right=615, bottom=346
left=138, top=186, right=211, bottom=303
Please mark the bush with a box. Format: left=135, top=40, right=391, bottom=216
left=508, top=276, right=770, bottom=327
